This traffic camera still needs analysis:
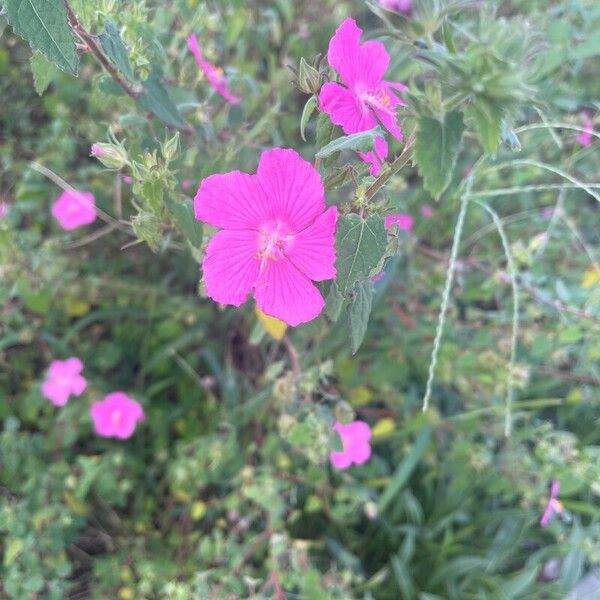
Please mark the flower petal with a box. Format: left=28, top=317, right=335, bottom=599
left=256, top=148, right=325, bottom=232
left=254, top=259, right=325, bottom=326
left=195, top=171, right=269, bottom=230
left=319, top=82, right=376, bottom=134
left=202, top=230, right=260, bottom=307
left=287, top=206, right=338, bottom=281
left=358, top=136, right=388, bottom=175
left=330, top=450, right=353, bottom=470
left=350, top=441, right=372, bottom=465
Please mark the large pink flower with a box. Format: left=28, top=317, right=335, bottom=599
left=41, top=357, right=87, bottom=407
left=187, top=33, right=240, bottom=105
left=51, top=190, right=97, bottom=230
left=90, top=392, right=144, bottom=440
left=330, top=420, right=372, bottom=470
left=195, top=148, right=338, bottom=327
left=319, top=18, right=407, bottom=173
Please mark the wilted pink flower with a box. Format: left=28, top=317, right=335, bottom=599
left=195, top=148, right=338, bottom=326
left=319, top=18, right=407, bottom=174
left=384, top=213, right=414, bottom=232
left=578, top=111, right=594, bottom=147
left=540, top=480, right=563, bottom=527
left=90, top=391, right=144, bottom=439
left=0, top=201, right=7, bottom=219
left=187, top=33, right=240, bottom=105
left=420, top=204, right=434, bottom=218
left=379, top=0, right=412, bottom=14
left=90, top=144, right=105, bottom=157
left=51, top=190, right=97, bottom=230
left=182, top=179, right=191, bottom=190
left=330, top=420, right=372, bottom=469
left=359, top=137, right=388, bottom=176
left=41, top=358, right=87, bottom=407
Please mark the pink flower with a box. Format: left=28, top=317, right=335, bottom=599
left=372, top=271, right=385, bottom=283
left=420, top=204, right=434, bottom=218
left=90, top=144, right=105, bottom=157
left=195, top=148, right=338, bottom=326
left=540, top=480, right=563, bottom=527
left=41, top=358, right=87, bottom=407
left=51, top=190, right=97, bottom=230
left=379, top=0, right=412, bottom=14
left=90, top=391, right=144, bottom=439
left=122, top=175, right=133, bottom=184
left=319, top=18, right=407, bottom=172
left=187, top=33, right=240, bottom=105
left=330, top=420, right=372, bottom=470
left=384, top=212, right=414, bottom=232
left=577, top=111, right=594, bottom=147
left=182, top=179, right=191, bottom=190
left=359, top=137, right=388, bottom=176
left=0, top=201, right=8, bottom=219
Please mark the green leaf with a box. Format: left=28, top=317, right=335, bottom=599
left=414, top=111, right=464, bottom=198
left=138, top=70, right=187, bottom=129
left=325, top=280, right=344, bottom=322
left=300, top=94, right=317, bottom=142
left=4, top=0, right=78, bottom=73
left=335, top=214, right=387, bottom=296
left=467, top=101, right=503, bottom=155
left=167, top=197, right=203, bottom=247
left=348, top=280, right=373, bottom=354
left=316, top=127, right=382, bottom=158
left=99, top=20, right=135, bottom=83
left=30, top=51, right=57, bottom=95
left=378, top=427, right=431, bottom=512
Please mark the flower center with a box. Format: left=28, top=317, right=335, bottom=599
left=360, top=87, right=394, bottom=118
left=256, top=221, right=293, bottom=263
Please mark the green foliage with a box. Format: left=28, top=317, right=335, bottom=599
left=29, top=51, right=57, bottom=95
left=99, top=20, right=135, bottom=84
left=3, top=0, right=78, bottom=73
left=414, top=111, right=465, bottom=198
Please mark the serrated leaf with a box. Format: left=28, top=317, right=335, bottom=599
left=166, top=197, right=202, bottom=247
left=348, top=279, right=373, bottom=354
left=138, top=69, right=187, bottom=129
left=5, top=0, right=78, bottom=74
left=467, top=101, right=503, bottom=155
left=30, top=51, right=57, bottom=95
left=335, top=214, right=387, bottom=296
left=99, top=20, right=135, bottom=83
left=300, top=94, right=317, bottom=142
left=414, top=111, right=464, bottom=198
left=316, top=127, right=382, bottom=158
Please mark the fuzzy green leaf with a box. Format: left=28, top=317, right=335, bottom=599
left=335, top=214, right=387, bottom=296
left=4, top=0, right=78, bottom=73
left=138, top=70, right=187, bottom=129
left=414, top=111, right=464, bottom=198
left=300, top=94, right=317, bottom=142
left=316, top=127, right=382, bottom=158
left=348, top=279, right=373, bottom=354
left=99, top=20, right=135, bottom=83
left=167, top=197, right=203, bottom=248
left=30, top=51, right=57, bottom=95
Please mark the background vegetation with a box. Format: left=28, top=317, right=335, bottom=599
left=1, top=0, right=599, bottom=598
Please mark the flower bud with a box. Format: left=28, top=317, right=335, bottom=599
left=90, top=142, right=128, bottom=170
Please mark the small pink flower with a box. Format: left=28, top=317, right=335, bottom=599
left=319, top=18, right=407, bottom=172
left=0, top=201, right=8, bottom=219
left=41, top=358, right=87, bottom=407
left=51, top=190, right=97, bottom=230
left=540, top=480, right=563, bottom=527
left=371, top=271, right=385, bottom=283
left=384, top=213, right=414, bottom=232
left=187, top=33, right=240, bottom=105
left=122, top=175, right=133, bottom=184
left=182, top=179, right=191, bottom=190
left=420, top=205, right=434, bottom=218
left=90, top=144, right=105, bottom=157
left=330, top=420, right=372, bottom=470
left=195, top=148, right=338, bottom=326
left=379, top=0, right=412, bottom=14
left=90, top=391, right=144, bottom=439
left=577, top=111, right=594, bottom=147
left=542, top=206, right=554, bottom=219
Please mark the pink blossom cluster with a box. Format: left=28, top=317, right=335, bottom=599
left=41, top=359, right=143, bottom=439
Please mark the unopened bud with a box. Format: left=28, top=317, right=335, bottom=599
left=90, top=142, right=128, bottom=170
